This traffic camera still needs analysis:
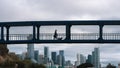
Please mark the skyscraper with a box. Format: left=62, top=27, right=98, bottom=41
left=92, top=51, right=95, bottom=65
left=57, top=55, right=61, bottom=65
left=27, top=34, right=34, bottom=60
left=94, top=47, right=100, bottom=68
left=44, top=46, right=49, bottom=64
left=92, top=47, right=100, bottom=68
left=86, top=54, right=92, bottom=64
left=76, top=54, right=86, bottom=66
left=39, top=54, right=44, bottom=64
left=59, top=50, right=64, bottom=56
left=34, top=50, right=39, bottom=63
left=60, top=50, right=65, bottom=68
left=51, top=52, right=57, bottom=64
left=57, top=50, right=65, bottom=68
left=65, top=60, right=73, bottom=68
left=76, top=53, right=80, bottom=66
left=80, top=54, right=86, bottom=64
left=21, top=52, right=27, bottom=60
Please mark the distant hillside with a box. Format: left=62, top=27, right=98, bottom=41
left=0, top=44, right=46, bottom=68
left=0, top=44, right=19, bottom=64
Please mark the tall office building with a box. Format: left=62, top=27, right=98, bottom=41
left=74, top=61, right=78, bottom=68
left=76, top=54, right=86, bottom=66
left=76, top=53, right=80, bottom=66
left=27, top=34, right=34, bottom=60
left=59, top=50, right=64, bottom=56
left=57, top=55, right=61, bottom=65
left=65, top=60, right=73, bottom=67
left=51, top=52, right=57, bottom=64
left=39, top=54, right=44, bottom=64
left=92, top=47, right=100, bottom=68
left=57, top=50, right=65, bottom=68
left=21, top=52, right=27, bottom=60
left=92, top=51, right=95, bottom=65
left=86, top=54, right=92, bottom=64
left=34, top=50, right=39, bottom=63
left=60, top=50, right=65, bottom=68
left=44, top=46, right=49, bottom=64
left=80, top=54, right=86, bottom=64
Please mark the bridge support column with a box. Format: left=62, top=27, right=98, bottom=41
left=1, top=26, right=4, bottom=41
left=6, top=26, right=10, bottom=41
left=33, top=25, right=36, bottom=40
left=99, top=25, right=104, bottom=41
left=66, top=24, right=71, bottom=40
left=37, top=25, right=40, bottom=40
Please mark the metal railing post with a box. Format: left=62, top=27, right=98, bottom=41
left=33, top=25, right=36, bottom=40
left=6, top=26, right=10, bottom=41
left=98, top=24, right=104, bottom=41
left=66, top=24, right=72, bottom=40
left=37, top=25, right=40, bottom=40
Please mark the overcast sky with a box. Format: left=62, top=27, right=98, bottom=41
left=1, top=0, right=120, bottom=67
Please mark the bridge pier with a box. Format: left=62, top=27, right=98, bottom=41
left=37, top=25, right=40, bottom=40
left=1, top=26, right=4, bottom=41
left=66, top=24, right=72, bottom=40
left=98, top=24, right=104, bottom=41
left=33, top=25, right=36, bottom=40
left=6, top=26, right=10, bottom=41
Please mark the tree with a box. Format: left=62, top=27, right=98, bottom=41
left=106, top=63, right=116, bottom=68
left=38, top=64, right=46, bottom=68
left=77, top=63, right=94, bottom=68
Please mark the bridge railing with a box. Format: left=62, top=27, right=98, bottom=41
left=71, top=33, right=99, bottom=40
left=1, top=33, right=120, bottom=41
left=40, top=33, right=66, bottom=40
left=103, top=33, right=120, bottom=40
left=8, top=34, right=30, bottom=40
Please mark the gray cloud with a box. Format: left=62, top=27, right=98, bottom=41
left=1, top=0, right=120, bottom=21
left=8, top=44, right=27, bottom=54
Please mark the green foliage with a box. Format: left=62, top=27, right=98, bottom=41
left=38, top=64, right=46, bottom=68
left=0, top=60, right=15, bottom=68
left=106, top=63, right=116, bottom=68
left=0, top=44, right=46, bottom=68
left=15, top=61, right=25, bottom=68
left=28, top=63, right=46, bottom=68
left=77, top=63, right=94, bottom=68
left=20, top=59, right=46, bottom=68
left=0, top=58, right=46, bottom=68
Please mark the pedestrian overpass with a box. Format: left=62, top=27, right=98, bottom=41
left=0, top=20, right=120, bottom=44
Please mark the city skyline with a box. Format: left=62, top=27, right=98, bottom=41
left=16, top=45, right=101, bottom=68
left=8, top=43, right=120, bottom=67
left=11, top=43, right=109, bottom=68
